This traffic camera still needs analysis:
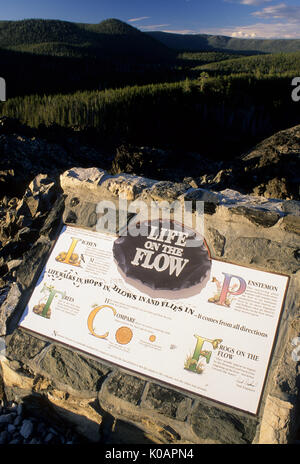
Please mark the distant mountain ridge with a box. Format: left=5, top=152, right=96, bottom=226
left=147, top=31, right=300, bottom=54
left=0, top=18, right=173, bottom=62
left=2, top=18, right=300, bottom=56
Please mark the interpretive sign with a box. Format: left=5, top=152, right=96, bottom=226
left=19, top=223, right=289, bottom=415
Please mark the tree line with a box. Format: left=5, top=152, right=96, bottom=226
left=1, top=74, right=298, bottom=160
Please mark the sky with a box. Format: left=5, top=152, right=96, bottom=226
left=1, top=0, right=300, bottom=39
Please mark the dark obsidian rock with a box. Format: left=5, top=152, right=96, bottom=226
left=230, top=206, right=279, bottom=227
left=105, top=372, right=145, bottom=405
left=65, top=210, right=77, bottom=224
left=113, top=218, right=212, bottom=299
left=70, top=197, right=80, bottom=207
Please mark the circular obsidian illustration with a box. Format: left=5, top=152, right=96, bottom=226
left=113, top=219, right=212, bottom=299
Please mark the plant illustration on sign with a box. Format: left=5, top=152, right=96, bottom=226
left=208, top=273, right=246, bottom=307
left=184, top=355, right=205, bottom=374
left=185, top=335, right=222, bottom=374
left=33, top=284, right=66, bottom=319
left=56, top=237, right=81, bottom=267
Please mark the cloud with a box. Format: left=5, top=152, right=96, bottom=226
left=128, top=16, right=151, bottom=23
left=239, top=0, right=271, bottom=4
left=252, top=3, right=300, bottom=21
left=161, top=29, right=198, bottom=34
left=232, top=30, right=257, bottom=37
left=225, top=0, right=272, bottom=5
left=138, top=1, right=300, bottom=38
left=202, top=21, right=300, bottom=39
left=140, top=24, right=171, bottom=30
left=216, top=1, right=300, bottom=38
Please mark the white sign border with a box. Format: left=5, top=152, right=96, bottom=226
left=17, top=224, right=290, bottom=417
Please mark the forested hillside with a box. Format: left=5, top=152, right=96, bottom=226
left=1, top=74, right=298, bottom=161
left=148, top=31, right=300, bottom=53
left=0, top=18, right=300, bottom=164
left=0, top=19, right=178, bottom=98
left=195, top=51, right=300, bottom=76
left=0, top=18, right=173, bottom=61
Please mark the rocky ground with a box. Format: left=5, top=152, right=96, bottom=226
left=0, top=399, right=83, bottom=444
left=0, top=356, right=83, bottom=444
left=111, top=126, right=300, bottom=201
left=0, top=116, right=299, bottom=203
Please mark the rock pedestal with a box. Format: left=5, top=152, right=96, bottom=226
left=0, top=167, right=299, bottom=444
